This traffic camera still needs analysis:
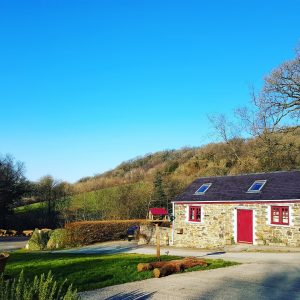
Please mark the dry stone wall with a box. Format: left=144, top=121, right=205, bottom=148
left=138, top=224, right=171, bottom=246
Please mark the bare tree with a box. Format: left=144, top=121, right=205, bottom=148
left=209, top=44, right=300, bottom=171
left=258, top=44, right=300, bottom=124
left=234, top=45, right=300, bottom=170
left=208, top=114, right=243, bottom=163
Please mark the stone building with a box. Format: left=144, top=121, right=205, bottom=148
left=171, top=171, right=300, bottom=248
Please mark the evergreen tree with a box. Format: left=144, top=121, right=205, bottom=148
left=152, top=172, right=167, bottom=208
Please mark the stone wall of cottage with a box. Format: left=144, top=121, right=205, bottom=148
left=173, top=203, right=300, bottom=248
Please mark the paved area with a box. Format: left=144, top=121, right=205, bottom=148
left=55, top=240, right=140, bottom=255
left=128, top=245, right=300, bottom=264
left=0, top=237, right=28, bottom=251
left=57, top=240, right=300, bottom=264
left=81, top=260, right=300, bottom=300
left=77, top=243, right=300, bottom=300
left=3, top=238, right=300, bottom=299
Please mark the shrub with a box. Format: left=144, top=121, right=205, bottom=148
left=0, top=270, right=79, bottom=300
left=26, top=229, right=52, bottom=251
left=65, top=219, right=170, bottom=246
left=47, top=229, right=68, bottom=250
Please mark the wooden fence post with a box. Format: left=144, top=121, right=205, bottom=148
left=156, top=223, right=161, bottom=261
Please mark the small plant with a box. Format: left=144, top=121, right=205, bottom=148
left=269, top=236, right=284, bottom=244
left=230, top=235, right=235, bottom=245
left=0, top=270, right=79, bottom=300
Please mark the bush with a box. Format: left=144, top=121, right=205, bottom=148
left=65, top=220, right=170, bottom=246
left=26, top=229, right=51, bottom=251
left=47, top=229, right=68, bottom=250
left=0, top=270, right=79, bottom=300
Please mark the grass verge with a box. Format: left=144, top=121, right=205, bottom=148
left=5, top=251, right=239, bottom=292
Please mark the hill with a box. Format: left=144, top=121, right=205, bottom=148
left=13, top=129, right=300, bottom=229
left=74, top=129, right=300, bottom=195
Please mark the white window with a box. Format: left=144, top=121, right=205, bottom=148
left=194, top=183, right=212, bottom=195
left=247, top=180, right=266, bottom=193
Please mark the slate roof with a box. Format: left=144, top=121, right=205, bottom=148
left=173, top=170, right=300, bottom=202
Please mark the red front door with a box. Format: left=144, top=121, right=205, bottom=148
left=237, top=209, right=253, bottom=244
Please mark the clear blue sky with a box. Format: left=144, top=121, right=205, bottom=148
left=0, top=1, right=299, bottom=182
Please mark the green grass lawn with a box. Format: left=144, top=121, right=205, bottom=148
left=14, top=202, right=46, bottom=213
left=5, top=252, right=239, bottom=292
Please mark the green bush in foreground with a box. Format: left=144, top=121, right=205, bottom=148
left=0, top=270, right=79, bottom=300
left=27, top=229, right=51, bottom=251
left=47, top=229, right=68, bottom=250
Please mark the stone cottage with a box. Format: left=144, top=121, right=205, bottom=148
left=171, top=170, right=300, bottom=248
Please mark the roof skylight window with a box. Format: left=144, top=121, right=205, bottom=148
left=247, top=180, right=267, bottom=193
left=195, top=183, right=212, bottom=195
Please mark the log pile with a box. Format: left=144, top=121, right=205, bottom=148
left=137, top=257, right=208, bottom=278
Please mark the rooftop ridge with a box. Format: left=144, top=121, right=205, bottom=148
left=193, top=169, right=300, bottom=180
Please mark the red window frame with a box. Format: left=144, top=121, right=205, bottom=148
left=271, top=206, right=289, bottom=225
left=189, top=206, right=201, bottom=222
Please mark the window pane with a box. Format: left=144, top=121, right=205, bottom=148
left=195, top=183, right=211, bottom=194
left=282, top=207, right=289, bottom=224
left=190, top=208, right=195, bottom=220
left=282, top=217, right=289, bottom=224
left=248, top=180, right=266, bottom=192
left=189, top=206, right=201, bottom=221
left=252, top=183, right=262, bottom=190
left=271, top=206, right=289, bottom=225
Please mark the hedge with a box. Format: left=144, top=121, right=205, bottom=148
left=65, top=220, right=170, bottom=246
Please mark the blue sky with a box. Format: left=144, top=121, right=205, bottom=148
left=0, top=1, right=299, bottom=182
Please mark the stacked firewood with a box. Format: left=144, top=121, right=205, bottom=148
left=137, top=257, right=208, bottom=278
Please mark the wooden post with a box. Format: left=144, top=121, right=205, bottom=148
left=156, top=223, right=161, bottom=261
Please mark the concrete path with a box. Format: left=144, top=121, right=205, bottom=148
left=55, top=240, right=140, bottom=255
left=128, top=245, right=300, bottom=264
left=0, top=237, right=28, bottom=251
left=57, top=240, right=300, bottom=264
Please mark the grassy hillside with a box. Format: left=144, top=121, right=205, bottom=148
left=13, top=129, right=300, bottom=228
left=15, top=202, right=46, bottom=213
left=74, top=129, right=300, bottom=194
left=65, top=182, right=153, bottom=221
left=13, top=182, right=153, bottom=228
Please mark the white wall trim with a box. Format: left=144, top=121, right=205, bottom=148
left=253, top=209, right=257, bottom=245
left=171, top=202, right=175, bottom=245
left=233, top=209, right=237, bottom=243
left=171, top=199, right=300, bottom=204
